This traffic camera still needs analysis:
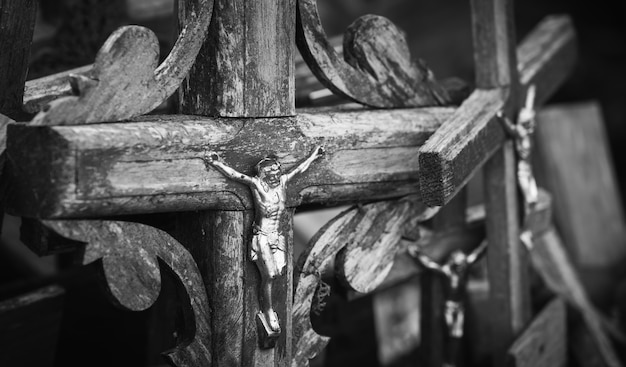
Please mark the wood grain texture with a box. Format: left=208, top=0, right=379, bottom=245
left=470, top=3, right=531, bottom=367
left=507, top=298, right=567, bottom=367
left=484, top=140, right=531, bottom=366
left=534, top=103, right=626, bottom=267
left=5, top=106, right=454, bottom=218
left=23, top=65, right=92, bottom=114
left=418, top=15, right=576, bottom=207
left=336, top=196, right=439, bottom=293
left=28, top=0, right=213, bottom=125
left=296, top=1, right=450, bottom=108
left=0, top=0, right=37, bottom=120
left=180, top=0, right=295, bottom=117
left=533, top=228, right=623, bottom=367
left=24, top=220, right=212, bottom=367
left=173, top=211, right=246, bottom=367
left=0, top=285, right=64, bottom=367
left=292, top=195, right=438, bottom=367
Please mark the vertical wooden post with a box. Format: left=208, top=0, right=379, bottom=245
left=0, top=0, right=37, bottom=120
left=420, top=190, right=467, bottom=367
left=177, top=0, right=296, bottom=365
left=179, top=0, right=296, bottom=117
left=470, top=0, right=531, bottom=366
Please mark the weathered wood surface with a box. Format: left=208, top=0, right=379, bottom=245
left=535, top=103, right=626, bottom=267
left=22, top=220, right=212, bottom=367
left=180, top=0, right=295, bottom=117
left=533, top=228, right=623, bottom=367
left=507, top=298, right=567, bottom=367
left=0, top=285, right=64, bottom=367
left=172, top=211, right=247, bottom=367
left=5, top=106, right=453, bottom=218
left=23, top=65, right=92, bottom=114
left=336, top=197, right=438, bottom=293
left=296, top=0, right=450, bottom=108
left=419, top=15, right=576, bottom=207
left=28, top=0, right=212, bottom=125
left=0, top=0, right=37, bottom=120
left=292, top=195, right=438, bottom=367
left=470, top=2, right=532, bottom=367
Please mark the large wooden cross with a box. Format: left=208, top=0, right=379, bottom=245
left=0, top=0, right=576, bottom=366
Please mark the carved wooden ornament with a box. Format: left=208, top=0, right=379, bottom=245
left=33, top=220, right=211, bottom=367
left=292, top=195, right=438, bottom=366
left=296, top=0, right=451, bottom=108
left=29, top=0, right=213, bottom=126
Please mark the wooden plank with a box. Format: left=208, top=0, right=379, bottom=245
left=469, top=2, right=531, bottom=367
left=532, top=228, right=623, bottom=367
left=419, top=15, right=576, bottom=206
left=172, top=211, right=246, bottom=367
left=23, top=65, right=92, bottom=114
left=420, top=191, right=467, bottom=367
left=5, top=106, right=453, bottom=218
left=179, top=0, right=295, bottom=117
left=507, top=298, right=567, bottom=367
left=534, top=102, right=626, bottom=267
left=0, top=285, right=65, bottom=367
left=0, top=0, right=37, bottom=120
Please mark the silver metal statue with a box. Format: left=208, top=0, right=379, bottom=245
left=498, top=84, right=538, bottom=248
left=409, top=241, right=487, bottom=341
left=204, top=145, right=324, bottom=340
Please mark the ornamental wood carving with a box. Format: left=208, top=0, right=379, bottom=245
left=26, top=220, right=212, bottom=367
left=296, top=0, right=451, bottom=108
left=29, top=0, right=213, bottom=126
left=292, top=195, right=438, bottom=367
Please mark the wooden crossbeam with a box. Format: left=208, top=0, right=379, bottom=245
left=419, top=16, right=576, bottom=206
left=5, top=106, right=452, bottom=218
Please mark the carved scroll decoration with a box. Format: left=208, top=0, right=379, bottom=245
left=30, top=0, right=213, bottom=126
left=296, top=0, right=451, bottom=108
left=36, top=220, right=211, bottom=367
left=292, top=195, right=439, bottom=366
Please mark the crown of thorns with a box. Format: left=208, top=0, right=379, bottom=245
left=256, top=155, right=281, bottom=173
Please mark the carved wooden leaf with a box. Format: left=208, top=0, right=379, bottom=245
left=40, top=220, right=211, bottom=367
left=297, top=0, right=450, bottom=108
left=292, top=195, right=438, bottom=367
left=336, top=196, right=439, bottom=293
left=30, top=0, right=213, bottom=126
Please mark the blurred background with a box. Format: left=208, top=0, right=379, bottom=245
left=1, top=0, right=625, bottom=366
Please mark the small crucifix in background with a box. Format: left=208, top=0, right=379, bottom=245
left=409, top=240, right=488, bottom=366
left=204, top=146, right=324, bottom=344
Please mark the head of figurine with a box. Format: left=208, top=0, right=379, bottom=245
left=450, top=250, right=468, bottom=267
left=257, top=156, right=282, bottom=188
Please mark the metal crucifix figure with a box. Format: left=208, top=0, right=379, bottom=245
left=498, top=84, right=539, bottom=248
left=409, top=240, right=488, bottom=367
left=204, top=145, right=324, bottom=343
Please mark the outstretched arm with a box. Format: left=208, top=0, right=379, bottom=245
left=467, top=239, right=488, bottom=264
left=284, top=145, right=324, bottom=182
left=204, top=152, right=255, bottom=186
left=497, top=111, right=522, bottom=139
left=412, top=252, right=445, bottom=274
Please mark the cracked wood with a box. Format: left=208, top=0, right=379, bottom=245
left=5, top=106, right=453, bottom=218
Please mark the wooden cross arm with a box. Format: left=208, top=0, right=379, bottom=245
left=419, top=16, right=576, bottom=206
left=5, top=106, right=453, bottom=218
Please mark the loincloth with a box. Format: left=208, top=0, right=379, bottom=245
left=251, top=225, right=287, bottom=277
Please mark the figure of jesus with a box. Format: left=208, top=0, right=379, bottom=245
left=499, top=85, right=539, bottom=214
left=204, top=146, right=324, bottom=336
left=410, top=240, right=488, bottom=340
